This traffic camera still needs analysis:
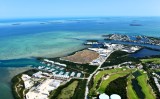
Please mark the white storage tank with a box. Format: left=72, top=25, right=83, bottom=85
left=99, top=93, right=109, bottom=99
left=110, top=94, right=121, bottom=99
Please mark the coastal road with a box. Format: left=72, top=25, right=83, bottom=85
left=84, top=50, right=114, bottom=99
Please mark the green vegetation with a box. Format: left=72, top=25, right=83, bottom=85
left=132, top=70, right=142, bottom=78
left=143, top=62, right=160, bottom=99
left=137, top=71, right=156, bottom=99
left=131, top=70, right=156, bottom=99
left=98, top=73, right=128, bottom=93
left=37, top=57, right=98, bottom=77
left=105, top=75, right=128, bottom=99
left=50, top=79, right=76, bottom=99
left=101, top=51, right=140, bottom=67
left=127, top=75, right=139, bottom=99
left=72, top=79, right=87, bottom=99
left=107, top=50, right=129, bottom=58
left=96, top=78, right=102, bottom=89
left=57, top=81, right=78, bottom=99
left=141, top=58, right=160, bottom=64
left=88, top=68, right=155, bottom=99
left=88, top=74, right=94, bottom=90
left=147, top=72, right=160, bottom=99
left=11, top=69, right=39, bottom=99
left=131, top=78, right=145, bottom=99
left=11, top=74, right=24, bottom=99
left=89, top=68, right=134, bottom=96
left=50, top=79, right=87, bottom=99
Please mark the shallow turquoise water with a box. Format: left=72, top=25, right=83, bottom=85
left=0, top=31, right=105, bottom=60
left=0, top=17, right=160, bottom=60
left=0, top=67, right=32, bottom=99
left=0, top=17, right=160, bottom=99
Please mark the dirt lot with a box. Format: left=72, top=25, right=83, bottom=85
left=61, top=50, right=99, bottom=64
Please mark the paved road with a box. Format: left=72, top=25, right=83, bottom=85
left=84, top=50, right=114, bottom=99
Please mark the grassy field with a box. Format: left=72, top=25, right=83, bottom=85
left=57, top=81, right=78, bottom=99
left=98, top=73, right=128, bottom=92
left=141, top=58, right=160, bottom=64
left=127, top=75, right=139, bottom=99
left=89, top=68, right=134, bottom=96
left=137, top=70, right=155, bottom=99
left=105, top=75, right=128, bottom=99
left=50, top=79, right=87, bottom=99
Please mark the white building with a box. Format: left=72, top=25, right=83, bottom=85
left=64, top=72, right=70, bottom=76
left=32, top=71, right=43, bottom=78
left=21, top=74, right=34, bottom=89
left=70, top=72, right=75, bottom=77
left=26, top=79, right=60, bottom=99
left=76, top=73, right=81, bottom=78
left=59, top=71, right=64, bottom=75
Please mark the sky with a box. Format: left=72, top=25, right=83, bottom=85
left=0, top=0, right=160, bottom=19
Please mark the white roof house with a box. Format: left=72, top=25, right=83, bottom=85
left=21, top=74, right=31, bottom=81
left=49, top=81, right=60, bottom=88
left=64, top=72, right=70, bottom=76
left=70, top=72, right=75, bottom=77
left=44, top=59, right=49, bottom=62
left=24, top=80, right=34, bottom=89
left=54, top=62, right=67, bottom=67
left=33, top=71, right=43, bottom=78
left=44, top=59, right=54, bottom=63
left=76, top=73, right=81, bottom=78
left=59, top=71, right=64, bottom=75
left=53, top=74, right=69, bottom=79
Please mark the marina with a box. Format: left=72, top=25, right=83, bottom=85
left=0, top=17, right=160, bottom=99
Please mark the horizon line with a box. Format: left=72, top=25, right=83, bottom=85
left=1, top=16, right=160, bottom=20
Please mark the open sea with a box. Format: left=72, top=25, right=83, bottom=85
left=0, top=17, right=160, bottom=99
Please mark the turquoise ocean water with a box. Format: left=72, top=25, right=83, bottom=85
left=0, top=17, right=160, bottom=99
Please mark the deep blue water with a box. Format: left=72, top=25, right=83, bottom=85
left=130, top=48, right=160, bottom=58
left=0, top=17, right=160, bottom=99
left=1, top=17, right=160, bottom=38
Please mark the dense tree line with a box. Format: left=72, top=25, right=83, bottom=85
left=105, top=75, right=128, bottom=99
left=88, top=74, right=95, bottom=90
left=50, top=79, right=76, bottom=99
left=102, top=51, right=140, bottom=67
left=72, top=79, right=87, bottom=99
left=143, top=63, right=160, bottom=98
left=131, top=79, right=145, bottom=99
left=45, top=57, right=98, bottom=76
left=50, top=79, right=87, bottom=99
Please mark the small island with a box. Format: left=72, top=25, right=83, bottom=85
left=103, top=34, right=160, bottom=46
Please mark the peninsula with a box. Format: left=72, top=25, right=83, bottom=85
left=11, top=34, right=160, bottom=99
